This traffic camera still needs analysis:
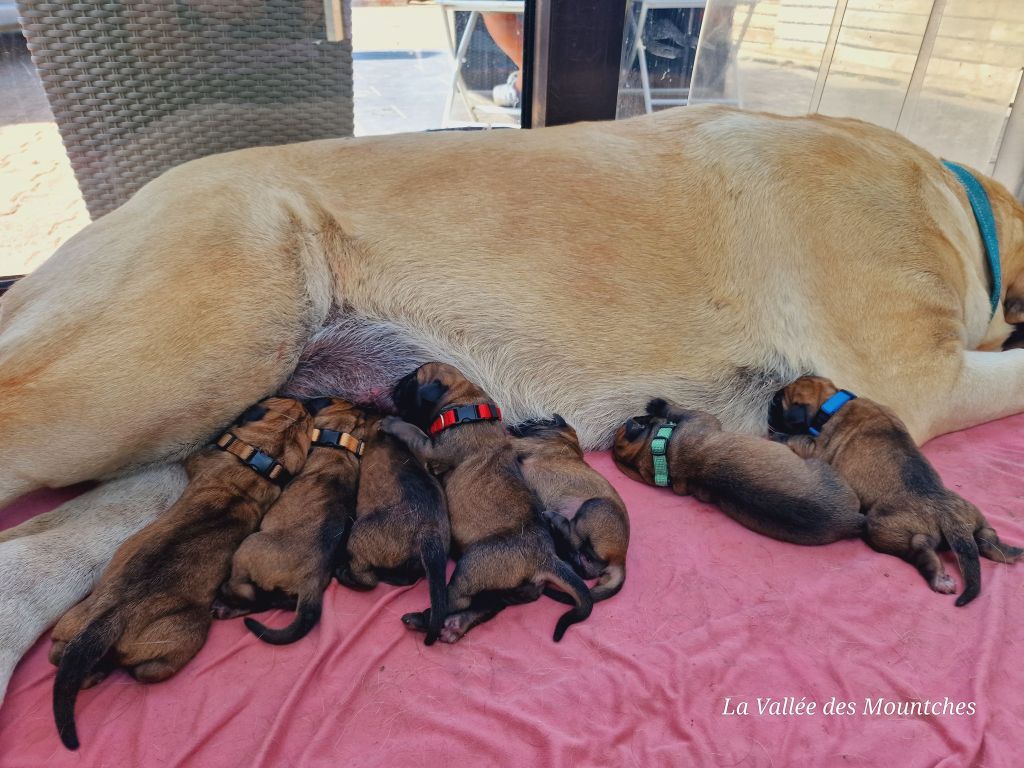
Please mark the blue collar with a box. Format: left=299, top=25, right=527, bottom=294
left=809, top=390, right=856, bottom=437
left=943, top=161, right=1002, bottom=320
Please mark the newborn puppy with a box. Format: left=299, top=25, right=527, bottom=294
left=509, top=415, right=629, bottom=602
left=383, top=362, right=592, bottom=644
left=777, top=376, right=1024, bottom=605
left=50, top=397, right=312, bottom=750
left=214, top=397, right=368, bottom=644
left=613, top=398, right=864, bottom=545
left=336, top=414, right=450, bottom=645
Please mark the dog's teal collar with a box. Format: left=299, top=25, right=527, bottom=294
left=650, top=422, right=677, bottom=487
left=943, top=160, right=1001, bottom=319
left=809, top=390, right=856, bottom=437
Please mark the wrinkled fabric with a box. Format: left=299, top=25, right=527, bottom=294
left=2, top=416, right=1022, bottom=767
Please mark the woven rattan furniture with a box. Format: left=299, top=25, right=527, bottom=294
left=16, top=0, right=354, bottom=218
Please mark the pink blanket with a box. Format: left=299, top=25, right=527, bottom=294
left=2, top=416, right=1023, bottom=767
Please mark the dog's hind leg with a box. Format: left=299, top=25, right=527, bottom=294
left=0, top=463, right=186, bottom=705
left=0, top=176, right=334, bottom=507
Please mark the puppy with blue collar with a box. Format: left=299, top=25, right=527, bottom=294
left=613, top=398, right=864, bottom=546
left=775, top=376, right=1023, bottom=606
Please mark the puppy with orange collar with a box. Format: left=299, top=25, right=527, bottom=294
left=49, top=397, right=312, bottom=749
left=775, top=376, right=1023, bottom=605
left=613, top=398, right=864, bottom=545
left=214, top=397, right=369, bottom=645
left=382, top=362, right=592, bottom=644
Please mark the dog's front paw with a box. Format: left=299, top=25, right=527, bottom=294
left=645, top=398, right=669, bottom=417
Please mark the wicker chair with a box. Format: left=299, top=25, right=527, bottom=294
left=16, top=0, right=353, bottom=218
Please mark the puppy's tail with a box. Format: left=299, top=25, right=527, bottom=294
left=940, top=514, right=982, bottom=607
left=590, top=563, right=626, bottom=603
left=544, top=560, right=593, bottom=642
left=244, top=599, right=322, bottom=645
left=419, top=534, right=449, bottom=646
left=53, top=609, right=123, bottom=750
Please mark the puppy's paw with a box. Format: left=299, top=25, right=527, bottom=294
left=211, top=598, right=251, bottom=620
left=401, top=610, right=429, bottom=632
left=645, top=398, right=669, bottom=417
left=439, top=614, right=471, bottom=644
left=930, top=573, right=956, bottom=594
left=379, top=416, right=402, bottom=435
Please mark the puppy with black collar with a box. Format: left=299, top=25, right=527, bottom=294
left=49, top=397, right=312, bottom=749
left=214, top=397, right=369, bottom=645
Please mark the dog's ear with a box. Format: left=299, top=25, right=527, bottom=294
left=237, top=404, right=268, bottom=425
left=303, top=397, right=333, bottom=416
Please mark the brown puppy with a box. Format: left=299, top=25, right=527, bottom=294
left=509, top=415, right=629, bottom=602
left=49, top=397, right=311, bottom=750
left=382, top=362, right=592, bottom=644
left=213, top=397, right=368, bottom=645
left=614, top=398, right=864, bottom=545
left=776, top=376, right=1024, bottom=605
left=335, top=414, right=450, bottom=645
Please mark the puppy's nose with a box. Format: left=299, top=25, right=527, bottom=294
left=783, top=404, right=810, bottom=432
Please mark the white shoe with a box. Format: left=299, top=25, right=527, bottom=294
left=491, top=71, right=521, bottom=108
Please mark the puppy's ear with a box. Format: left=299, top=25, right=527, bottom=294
left=623, top=417, right=649, bottom=441
left=417, top=380, right=448, bottom=406
left=646, top=398, right=669, bottom=417
left=303, top=397, right=333, bottom=416
left=237, top=404, right=268, bottom=425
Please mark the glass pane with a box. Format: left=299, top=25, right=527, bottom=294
left=816, top=0, right=933, bottom=128
left=688, top=0, right=836, bottom=114
left=899, top=0, right=1023, bottom=173
left=353, top=3, right=523, bottom=135
left=617, top=2, right=705, bottom=119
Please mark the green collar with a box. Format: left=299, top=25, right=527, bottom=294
left=650, top=422, right=677, bottom=487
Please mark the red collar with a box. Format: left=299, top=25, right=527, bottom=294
left=429, top=402, right=503, bottom=434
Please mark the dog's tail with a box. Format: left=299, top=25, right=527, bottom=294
left=419, top=533, right=449, bottom=646
left=940, top=513, right=982, bottom=606
left=591, top=562, right=626, bottom=603
left=543, top=559, right=593, bottom=642
left=53, top=609, right=124, bottom=750
left=244, top=599, right=322, bottom=645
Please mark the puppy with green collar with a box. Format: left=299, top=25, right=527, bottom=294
left=613, top=398, right=864, bottom=546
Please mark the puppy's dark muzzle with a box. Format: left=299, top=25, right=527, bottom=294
left=623, top=417, right=650, bottom=441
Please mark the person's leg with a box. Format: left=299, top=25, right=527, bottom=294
left=482, top=12, right=524, bottom=93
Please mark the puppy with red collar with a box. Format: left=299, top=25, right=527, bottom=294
left=776, top=376, right=1023, bottom=605
left=382, top=362, right=592, bottom=644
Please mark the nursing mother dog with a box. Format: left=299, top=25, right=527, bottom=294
left=2, top=105, right=1024, bottom=701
